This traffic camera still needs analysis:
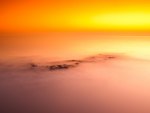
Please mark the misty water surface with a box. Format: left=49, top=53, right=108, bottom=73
left=1, top=55, right=150, bottom=113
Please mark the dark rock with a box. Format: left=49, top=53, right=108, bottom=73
left=107, top=56, right=115, bottom=59
left=30, top=63, right=38, bottom=68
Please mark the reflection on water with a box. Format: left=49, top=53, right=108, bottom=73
left=1, top=55, right=150, bottom=113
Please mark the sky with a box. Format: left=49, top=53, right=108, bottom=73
left=1, top=0, right=150, bottom=32
left=1, top=0, right=150, bottom=59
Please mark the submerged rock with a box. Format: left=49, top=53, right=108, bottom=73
left=27, top=53, right=118, bottom=71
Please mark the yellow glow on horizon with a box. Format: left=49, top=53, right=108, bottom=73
left=92, top=12, right=150, bottom=30
left=1, top=1, right=150, bottom=32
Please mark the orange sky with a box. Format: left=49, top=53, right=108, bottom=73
left=1, top=0, right=150, bottom=32
left=1, top=0, right=150, bottom=59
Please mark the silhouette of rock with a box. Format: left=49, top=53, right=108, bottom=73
left=30, top=63, right=38, bottom=68
left=27, top=53, right=118, bottom=71
left=46, top=64, right=71, bottom=71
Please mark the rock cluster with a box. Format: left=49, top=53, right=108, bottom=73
left=29, top=54, right=117, bottom=71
